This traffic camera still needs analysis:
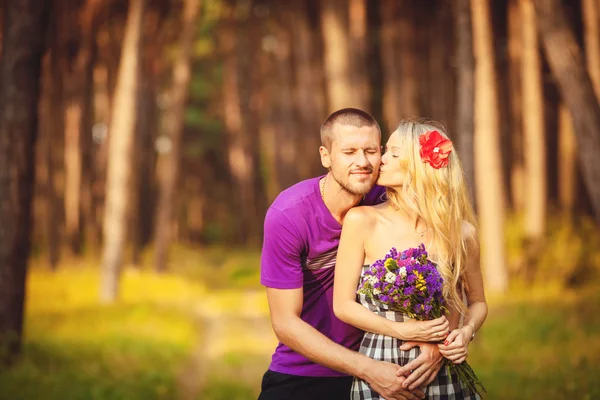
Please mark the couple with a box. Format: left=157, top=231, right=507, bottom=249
left=259, top=108, right=487, bottom=400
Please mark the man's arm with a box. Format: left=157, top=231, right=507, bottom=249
left=261, top=207, right=423, bottom=399
left=396, top=342, right=444, bottom=390
left=267, top=287, right=424, bottom=400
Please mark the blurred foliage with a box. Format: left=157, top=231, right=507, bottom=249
left=506, top=211, right=600, bottom=287
left=135, top=243, right=262, bottom=290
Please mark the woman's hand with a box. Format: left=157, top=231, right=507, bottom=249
left=395, top=316, right=449, bottom=342
left=438, top=324, right=473, bottom=364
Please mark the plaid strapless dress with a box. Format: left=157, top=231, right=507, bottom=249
left=351, top=265, right=481, bottom=400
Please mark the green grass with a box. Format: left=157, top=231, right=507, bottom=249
left=469, top=286, right=600, bottom=399
left=2, top=243, right=600, bottom=399
left=0, top=265, right=205, bottom=400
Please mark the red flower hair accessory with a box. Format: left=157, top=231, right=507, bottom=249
left=419, top=130, right=453, bottom=169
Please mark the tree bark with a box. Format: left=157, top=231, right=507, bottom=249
left=379, top=0, right=401, bottom=130
left=100, top=0, right=144, bottom=303
left=508, top=0, right=525, bottom=211
left=291, top=0, right=325, bottom=178
left=348, top=0, right=370, bottom=110
left=0, top=0, right=48, bottom=364
left=38, top=36, right=61, bottom=269
left=471, top=0, right=509, bottom=293
left=130, top=8, right=161, bottom=267
left=0, top=1, right=4, bottom=60
left=454, top=0, right=475, bottom=202
left=399, top=0, right=419, bottom=119
left=521, top=0, right=546, bottom=238
left=321, top=0, right=354, bottom=111
left=534, top=0, right=600, bottom=222
left=558, top=103, right=576, bottom=213
left=90, top=62, right=110, bottom=252
left=221, top=0, right=264, bottom=245
left=583, top=0, right=600, bottom=101
left=428, top=2, right=454, bottom=126
left=62, top=0, right=102, bottom=255
left=153, top=0, right=200, bottom=272
left=271, top=4, right=299, bottom=191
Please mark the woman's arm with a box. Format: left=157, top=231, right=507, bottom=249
left=438, top=224, right=488, bottom=364
left=333, top=207, right=449, bottom=342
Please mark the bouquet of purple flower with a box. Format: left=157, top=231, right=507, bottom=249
left=357, top=244, right=485, bottom=397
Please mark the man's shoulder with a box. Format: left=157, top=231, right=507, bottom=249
left=269, top=176, right=321, bottom=215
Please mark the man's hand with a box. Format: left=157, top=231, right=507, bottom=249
left=363, top=360, right=426, bottom=400
left=395, top=342, right=444, bottom=391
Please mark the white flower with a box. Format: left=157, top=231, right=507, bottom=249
left=384, top=272, right=397, bottom=283
left=367, top=276, right=378, bottom=286
left=399, top=267, right=407, bottom=278
left=373, top=288, right=381, bottom=295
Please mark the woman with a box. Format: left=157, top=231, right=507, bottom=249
left=333, top=120, right=487, bottom=399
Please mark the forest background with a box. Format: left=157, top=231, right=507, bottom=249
left=1, top=0, right=600, bottom=399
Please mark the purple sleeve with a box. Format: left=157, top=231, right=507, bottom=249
left=260, top=208, right=304, bottom=289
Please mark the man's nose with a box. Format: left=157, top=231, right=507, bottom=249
left=355, top=151, right=369, bottom=166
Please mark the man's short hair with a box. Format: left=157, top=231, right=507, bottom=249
left=320, top=108, right=381, bottom=150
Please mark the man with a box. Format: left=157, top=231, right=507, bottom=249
left=259, top=109, right=442, bottom=400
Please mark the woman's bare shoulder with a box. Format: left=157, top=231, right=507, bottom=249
left=344, top=205, right=379, bottom=227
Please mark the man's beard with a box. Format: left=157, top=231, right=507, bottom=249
left=330, top=168, right=376, bottom=196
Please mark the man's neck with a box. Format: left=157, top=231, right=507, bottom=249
left=321, top=174, right=364, bottom=225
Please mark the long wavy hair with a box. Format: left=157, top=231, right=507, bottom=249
left=386, top=119, right=478, bottom=315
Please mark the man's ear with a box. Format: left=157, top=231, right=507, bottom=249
left=319, top=146, right=331, bottom=169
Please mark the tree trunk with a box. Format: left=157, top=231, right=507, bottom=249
left=521, top=0, right=546, bottom=238
left=399, top=0, right=419, bottom=119
left=0, top=2, right=4, bottom=60
left=62, top=1, right=98, bottom=256
left=291, top=0, right=326, bottom=178
left=130, top=9, right=161, bottom=267
left=471, top=0, right=509, bottom=293
left=379, top=0, right=401, bottom=129
left=428, top=2, right=454, bottom=125
left=39, top=35, right=61, bottom=269
left=321, top=0, right=354, bottom=111
left=37, top=3, right=64, bottom=269
left=454, top=0, right=475, bottom=202
left=348, top=0, right=370, bottom=110
left=271, top=4, right=299, bottom=191
left=583, top=0, right=600, bottom=101
left=90, top=59, right=112, bottom=252
left=558, top=103, right=576, bottom=213
left=63, top=92, right=83, bottom=254
left=0, top=0, right=47, bottom=364
left=508, top=0, right=525, bottom=211
left=221, top=0, right=263, bottom=245
left=153, top=0, right=200, bottom=272
left=100, top=0, right=144, bottom=303
left=534, top=0, right=600, bottom=222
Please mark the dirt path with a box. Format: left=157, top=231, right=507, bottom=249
left=177, top=289, right=276, bottom=400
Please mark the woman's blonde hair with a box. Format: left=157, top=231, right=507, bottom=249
left=386, top=119, right=477, bottom=315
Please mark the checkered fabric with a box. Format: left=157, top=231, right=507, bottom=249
left=351, top=266, right=480, bottom=400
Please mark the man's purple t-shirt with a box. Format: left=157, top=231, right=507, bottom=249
left=260, top=176, right=386, bottom=377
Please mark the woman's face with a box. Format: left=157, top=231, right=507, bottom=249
left=377, top=131, right=407, bottom=188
